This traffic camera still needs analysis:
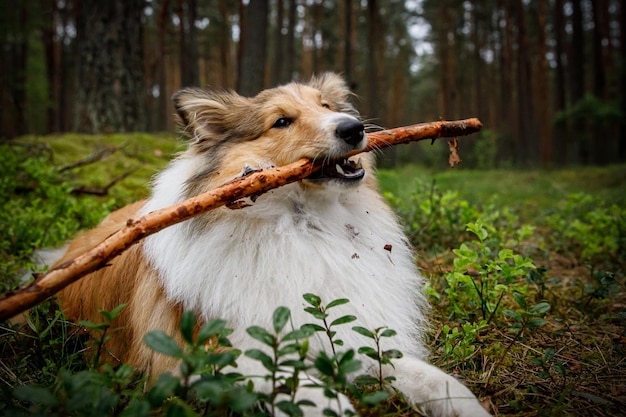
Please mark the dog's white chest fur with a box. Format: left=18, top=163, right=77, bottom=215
left=141, top=160, right=428, bottom=357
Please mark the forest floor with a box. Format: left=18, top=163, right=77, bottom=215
left=0, top=133, right=625, bottom=416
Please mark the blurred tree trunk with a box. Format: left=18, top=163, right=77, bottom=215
left=238, top=0, right=268, bottom=96
left=514, top=0, right=534, bottom=164
left=570, top=0, right=587, bottom=163
left=618, top=2, right=626, bottom=162
left=553, top=0, right=567, bottom=165
left=155, top=0, right=171, bottom=131
left=218, top=0, right=233, bottom=88
left=436, top=4, right=456, bottom=120
left=591, top=0, right=607, bottom=100
left=366, top=0, right=385, bottom=123
left=591, top=0, right=610, bottom=163
left=178, top=0, right=199, bottom=87
left=74, top=0, right=146, bottom=133
left=533, top=0, right=551, bottom=166
left=0, top=0, right=28, bottom=138
left=40, top=0, right=59, bottom=133
left=495, top=0, right=514, bottom=162
left=311, top=0, right=322, bottom=74
left=470, top=1, right=484, bottom=122
left=285, top=0, right=296, bottom=81
left=58, top=0, right=72, bottom=132
left=271, top=0, right=284, bottom=86
left=342, top=0, right=354, bottom=86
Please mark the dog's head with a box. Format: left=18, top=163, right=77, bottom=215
left=173, top=73, right=373, bottom=196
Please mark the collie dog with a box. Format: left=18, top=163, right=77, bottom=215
left=53, top=73, right=488, bottom=416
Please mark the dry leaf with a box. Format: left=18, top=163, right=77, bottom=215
left=448, top=137, right=462, bottom=167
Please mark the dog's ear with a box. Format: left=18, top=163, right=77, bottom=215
left=308, top=73, right=358, bottom=116
left=172, top=88, right=263, bottom=144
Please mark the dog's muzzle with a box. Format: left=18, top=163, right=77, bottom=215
left=308, top=118, right=366, bottom=184
left=335, top=119, right=365, bottom=146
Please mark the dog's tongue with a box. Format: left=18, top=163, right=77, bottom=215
left=324, top=157, right=365, bottom=180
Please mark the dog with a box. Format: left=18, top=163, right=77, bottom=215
left=52, top=73, right=489, bottom=417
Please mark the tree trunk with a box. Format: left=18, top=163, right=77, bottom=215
left=40, top=0, right=59, bottom=133
left=514, top=0, right=535, bottom=165
left=74, top=0, right=146, bottom=133
left=155, top=0, right=171, bottom=132
left=552, top=0, right=567, bottom=165
left=178, top=0, right=200, bottom=87
left=618, top=2, right=626, bottom=161
left=237, top=0, right=268, bottom=96
left=285, top=0, right=296, bottom=81
left=591, top=0, right=607, bottom=100
left=271, top=0, right=284, bottom=86
left=343, top=0, right=354, bottom=86
left=0, top=1, right=28, bottom=138
left=570, top=0, right=588, bottom=163
left=218, top=0, right=233, bottom=88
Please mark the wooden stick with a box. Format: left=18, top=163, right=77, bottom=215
left=0, top=118, right=482, bottom=321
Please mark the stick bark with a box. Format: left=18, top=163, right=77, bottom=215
left=0, top=118, right=482, bottom=321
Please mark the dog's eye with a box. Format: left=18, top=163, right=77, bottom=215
left=321, top=102, right=331, bottom=109
left=272, top=117, right=293, bottom=128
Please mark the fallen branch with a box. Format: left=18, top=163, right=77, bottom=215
left=71, top=168, right=139, bottom=196
left=0, top=118, right=482, bottom=321
left=59, top=143, right=127, bottom=172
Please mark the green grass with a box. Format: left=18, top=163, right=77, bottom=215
left=1, top=133, right=625, bottom=416
left=377, top=164, right=626, bottom=212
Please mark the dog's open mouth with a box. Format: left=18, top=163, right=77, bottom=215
left=309, top=157, right=365, bottom=182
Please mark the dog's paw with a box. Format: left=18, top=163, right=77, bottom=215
left=421, top=378, right=490, bottom=417
left=389, top=358, right=490, bottom=417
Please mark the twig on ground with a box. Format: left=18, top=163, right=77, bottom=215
left=59, top=144, right=127, bottom=172
left=71, top=168, right=139, bottom=196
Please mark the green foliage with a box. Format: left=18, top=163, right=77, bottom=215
left=0, top=134, right=179, bottom=291
left=439, top=321, right=488, bottom=370
left=383, top=180, right=481, bottom=252
left=2, top=298, right=407, bottom=417
left=302, top=294, right=394, bottom=411
left=352, top=326, right=401, bottom=392
left=0, top=144, right=113, bottom=288
left=470, top=129, right=503, bottom=170
left=1, top=137, right=625, bottom=416
left=545, top=193, right=625, bottom=265
left=443, top=220, right=536, bottom=324
left=553, top=94, right=622, bottom=130
left=0, top=299, right=88, bottom=390
left=79, top=304, right=127, bottom=368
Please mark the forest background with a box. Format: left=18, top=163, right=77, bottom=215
left=1, top=2, right=626, bottom=415
left=2, top=0, right=626, bottom=168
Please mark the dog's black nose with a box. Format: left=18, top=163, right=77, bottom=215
left=335, top=119, right=365, bottom=146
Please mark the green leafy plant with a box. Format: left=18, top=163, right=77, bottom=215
left=302, top=294, right=402, bottom=410
left=545, top=193, right=625, bottom=265
left=143, top=312, right=256, bottom=415
left=244, top=306, right=317, bottom=416
left=439, top=320, right=488, bottom=370
left=351, top=326, right=401, bottom=392
left=443, top=220, right=535, bottom=324
left=528, top=348, right=567, bottom=384
left=79, top=304, right=127, bottom=368
left=302, top=294, right=356, bottom=356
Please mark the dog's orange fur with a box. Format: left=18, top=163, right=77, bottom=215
left=56, top=201, right=185, bottom=374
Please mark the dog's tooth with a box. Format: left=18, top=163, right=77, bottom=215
left=335, top=164, right=345, bottom=175
left=356, top=157, right=362, bottom=168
